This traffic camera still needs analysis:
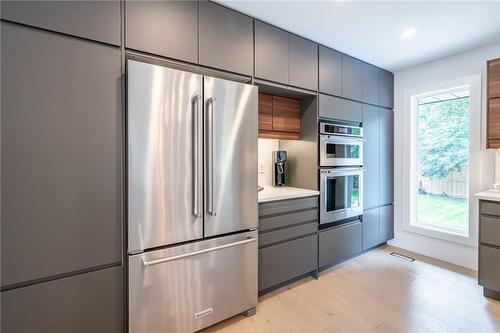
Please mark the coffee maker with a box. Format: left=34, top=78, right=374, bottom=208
left=272, top=150, right=287, bottom=187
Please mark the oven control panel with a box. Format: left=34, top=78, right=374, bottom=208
left=320, top=122, right=363, bottom=137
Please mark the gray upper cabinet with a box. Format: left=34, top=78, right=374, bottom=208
left=362, top=63, right=380, bottom=105
left=380, top=70, right=394, bottom=108
left=1, top=23, right=121, bottom=287
left=319, top=94, right=362, bottom=122
left=363, top=105, right=380, bottom=210
left=288, top=34, right=318, bottom=91
left=199, top=1, right=253, bottom=75
left=342, top=55, right=363, bottom=101
left=1, top=266, right=123, bottom=333
left=125, top=0, right=198, bottom=63
left=0, top=0, right=120, bottom=46
left=380, top=107, right=394, bottom=206
left=255, top=21, right=289, bottom=84
left=319, top=46, right=342, bottom=96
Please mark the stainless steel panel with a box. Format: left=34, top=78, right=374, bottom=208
left=319, top=134, right=364, bottom=167
left=129, top=231, right=258, bottom=333
left=128, top=60, right=203, bottom=252
left=204, top=77, right=258, bottom=237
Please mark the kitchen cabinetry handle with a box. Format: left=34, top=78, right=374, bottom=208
left=207, top=97, right=216, bottom=216
left=192, top=95, right=200, bottom=217
left=142, top=237, right=256, bottom=267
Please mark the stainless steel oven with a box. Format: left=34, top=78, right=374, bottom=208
left=320, top=168, right=364, bottom=224
left=319, top=122, right=364, bottom=167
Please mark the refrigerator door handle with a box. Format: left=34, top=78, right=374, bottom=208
left=142, top=237, right=256, bottom=267
left=207, top=97, right=216, bottom=216
left=192, top=95, right=201, bottom=217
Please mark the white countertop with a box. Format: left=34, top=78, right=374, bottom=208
left=258, top=186, right=320, bottom=203
left=474, top=190, right=500, bottom=202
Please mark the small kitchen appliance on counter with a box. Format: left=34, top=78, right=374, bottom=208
left=272, top=150, right=288, bottom=187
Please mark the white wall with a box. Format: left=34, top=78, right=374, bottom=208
left=258, top=138, right=279, bottom=186
left=391, top=42, right=500, bottom=270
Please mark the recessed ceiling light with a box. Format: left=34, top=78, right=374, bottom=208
left=401, top=29, right=416, bottom=39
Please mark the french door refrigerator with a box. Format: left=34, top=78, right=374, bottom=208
left=127, top=60, right=258, bottom=333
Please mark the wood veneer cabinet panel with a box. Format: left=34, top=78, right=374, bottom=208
left=272, top=96, right=300, bottom=133
left=487, top=97, right=500, bottom=148
left=488, top=58, right=500, bottom=98
left=258, top=94, right=273, bottom=131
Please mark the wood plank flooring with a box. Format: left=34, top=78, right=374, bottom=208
left=201, top=245, right=500, bottom=333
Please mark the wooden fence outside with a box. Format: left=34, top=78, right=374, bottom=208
left=419, top=171, right=468, bottom=199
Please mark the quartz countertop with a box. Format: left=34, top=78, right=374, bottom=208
left=474, top=190, right=500, bottom=202
left=258, top=186, right=320, bottom=203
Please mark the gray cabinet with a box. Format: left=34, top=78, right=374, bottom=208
left=1, top=0, right=120, bottom=45
left=380, top=70, right=394, bottom=108
left=479, top=245, right=500, bottom=292
left=199, top=1, right=253, bottom=75
left=363, top=63, right=380, bottom=105
left=342, top=55, right=363, bottom=101
left=319, top=94, right=362, bottom=122
left=380, top=107, right=394, bottom=206
left=380, top=204, right=394, bottom=242
left=363, top=208, right=380, bottom=250
left=1, top=23, right=122, bottom=287
left=255, top=21, right=289, bottom=84
left=1, top=266, right=123, bottom=333
left=289, top=34, right=318, bottom=91
left=478, top=201, right=500, bottom=299
left=363, top=105, right=380, bottom=210
left=319, top=222, right=362, bottom=268
left=319, top=46, right=342, bottom=96
left=125, top=0, right=198, bottom=63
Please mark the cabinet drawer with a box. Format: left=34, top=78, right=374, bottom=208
left=259, top=222, right=317, bottom=247
left=260, top=209, right=317, bottom=232
left=319, top=221, right=362, bottom=268
left=480, top=216, right=500, bottom=247
left=259, top=235, right=317, bottom=291
left=259, top=196, right=317, bottom=217
left=480, top=200, right=500, bottom=216
left=1, top=266, right=123, bottom=333
left=479, top=245, right=500, bottom=292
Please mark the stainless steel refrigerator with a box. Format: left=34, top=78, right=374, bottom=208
left=127, top=60, right=258, bottom=333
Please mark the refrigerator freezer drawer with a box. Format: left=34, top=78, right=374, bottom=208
left=129, top=231, right=258, bottom=333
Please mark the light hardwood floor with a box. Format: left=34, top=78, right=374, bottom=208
left=201, top=245, right=500, bottom=333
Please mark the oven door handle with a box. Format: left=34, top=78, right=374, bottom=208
left=321, top=168, right=365, bottom=175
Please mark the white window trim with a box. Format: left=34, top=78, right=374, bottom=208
left=401, top=74, right=482, bottom=247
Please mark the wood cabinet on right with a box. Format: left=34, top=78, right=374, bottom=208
left=487, top=58, right=500, bottom=148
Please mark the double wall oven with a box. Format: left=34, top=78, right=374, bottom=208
left=319, top=121, right=364, bottom=225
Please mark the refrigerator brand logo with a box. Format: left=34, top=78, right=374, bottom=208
left=194, top=308, right=213, bottom=319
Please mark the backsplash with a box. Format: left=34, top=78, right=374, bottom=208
left=258, top=138, right=279, bottom=186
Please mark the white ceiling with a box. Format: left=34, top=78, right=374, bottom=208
left=218, top=0, right=500, bottom=72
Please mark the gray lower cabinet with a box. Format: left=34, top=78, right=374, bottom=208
left=319, top=45, right=342, bottom=96
left=362, top=208, right=380, bottom=250
left=379, top=70, right=394, bottom=109
left=363, top=104, right=380, bottom=210
left=319, top=94, right=362, bottom=122
left=342, top=55, right=363, bottom=101
left=319, top=221, right=362, bottom=268
left=125, top=0, right=198, bottom=63
left=479, top=246, right=500, bottom=292
left=478, top=201, right=500, bottom=299
left=199, top=1, right=253, bottom=75
left=1, top=22, right=121, bottom=287
left=288, top=34, right=318, bottom=91
left=1, top=266, right=123, bottom=333
left=380, top=204, right=394, bottom=242
left=255, top=21, right=289, bottom=84
left=362, top=63, right=380, bottom=105
left=380, top=107, right=394, bottom=206
left=0, top=0, right=120, bottom=46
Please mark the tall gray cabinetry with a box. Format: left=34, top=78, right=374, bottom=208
left=1, top=4, right=122, bottom=331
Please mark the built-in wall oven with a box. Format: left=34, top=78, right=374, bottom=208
left=319, top=121, right=364, bottom=225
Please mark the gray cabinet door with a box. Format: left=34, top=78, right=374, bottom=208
left=318, top=222, right=362, bottom=267
left=380, top=70, right=394, bottom=108
left=363, top=105, right=380, bottom=210
left=255, top=21, right=289, bottom=84
left=199, top=1, right=253, bottom=75
left=125, top=0, right=198, bottom=63
left=380, top=204, right=394, bottom=242
left=1, top=266, right=123, bottom=333
left=319, top=94, right=362, bottom=122
left=362, top=63, right=380, bottom=105
left=342, top=55, right=363, bottom=101
left=379, top=108, right=394, bottom=206
left=319, top=46, right=342, bottom=96
left=479, top=246, right=500, bottom=291
left=1, top=0, right=120, bottom=45
left=289, top=34, right=318, bottom=91
left=1, top=23, right=121, bottom=287
left=363, top=207, right=380, bottom=250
